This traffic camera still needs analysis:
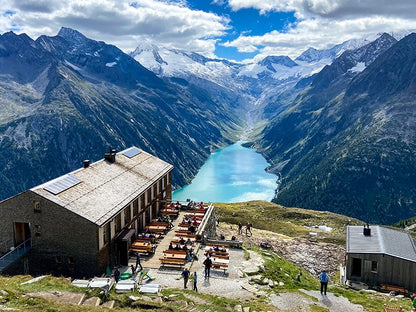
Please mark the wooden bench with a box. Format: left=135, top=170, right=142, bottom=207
left=134, top=237, right=158, bottom=244
left=175, top=229, right=192, bottom=234
left=175, top=233, right=197, bottom=238
left=209, top=254, right=229, bottom=259
left=131, top=246, right=153, bottom=254
left=161, top=209, right=179, bottom=217
left=159, top=258, right=185, bottom=269
left=148, top=222, right=169, bottom=227
left=383, top=304, right=403, bottom=312
left=211, top=263, right=228, bottom=275
left=206, top=250, right=228, bottom=256
left=380, top=284, right=408, bottom=296
left=163, top=249, right=187, bottom=254
left=206, top=239, right=243, bottom=248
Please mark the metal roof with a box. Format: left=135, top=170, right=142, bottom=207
left=31, top=147, right=173, bottom=227
left=346, top=225, right=416, bottom=262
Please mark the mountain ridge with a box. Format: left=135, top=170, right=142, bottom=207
left=0, top=28, right=243, bottom=200
left=258, top=32, right=416, bottom=224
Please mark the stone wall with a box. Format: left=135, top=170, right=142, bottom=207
left=0, top=191, right=99, bottom=278
left=196, top=203, right=217, bottom=242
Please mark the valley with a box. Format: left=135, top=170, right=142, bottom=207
left=0, top=28, right=416, bottom=225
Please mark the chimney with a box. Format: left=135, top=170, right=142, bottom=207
left=83, top=160, right=90, bottom=168
left=104, top=148, right=116, bottom=163
left=363, top=223, right=371, bottom=236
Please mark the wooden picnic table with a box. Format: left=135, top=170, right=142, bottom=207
left=161, top=209, right=179, bottom=216
left=163, top=249, right=188, bottom=254
left=177, top=226, right=194, bottom=232
left=161, top=252, right=187, bottom=260
left=148, top=221, right=169, bottom=227
left=144, top=225, right=168, bottom=234
left=205, top=246, right=229, bottom=253
left=175, top=234, right=196, bottom=240
left=132, top=241, right=153, bottom=248
left=210, top=257, right=229, bottom=274
left=184, top=212, right=205, bottom=218
left=159, top=258, right=185, bottom=268
left=134, top=236, right=158, bottom=243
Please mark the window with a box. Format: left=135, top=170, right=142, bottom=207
left=124, top=206, right=131, bottom=224
left=103, top=223, right=110, bottom=244
left=153, top=184, right=157, bottom=198
left=371, top=261, right=378, bottom=273
left=133, top=199, right=138, bottom=216
left=159, top=179, right=163, bottom=192
left=33, top=201, right=41, bottom=213
left=34, top=224, right=41, bottom=237
left=68, top=256, right=75, bottom=265
left=115, top=214, right=122, bottom=233
left=147, top=189, right=152, bottom=203
left=140, top=195, right=145, bottom=211
left=55, top=256, right=62, bottom=264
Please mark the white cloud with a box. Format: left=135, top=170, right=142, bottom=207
left=223, top=13, right=416, bottom=59
left=1, top=0, right=416, bottom=61
left=0, top=0, right=230, bottom=56
left=222, top=0, right=416, bottom=59
left=227, top=0, right=416, bottom=19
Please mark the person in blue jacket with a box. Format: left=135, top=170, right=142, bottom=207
left=318, top=270, right=329, bottom=295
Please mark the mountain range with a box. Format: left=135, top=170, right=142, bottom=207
left=0, top=27, right=243, bottom=199
left=258, top=33, right=416, bottom=224
left=0, top=27, right=415, bottom=224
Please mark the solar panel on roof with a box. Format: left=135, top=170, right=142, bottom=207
left=122, top=147, right=142, bottom=158
left=44, top=175, right=82, bottom=195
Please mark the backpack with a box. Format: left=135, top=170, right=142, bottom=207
left=320, top=272, right=329, bottom=283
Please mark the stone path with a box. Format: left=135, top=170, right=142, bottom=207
left=119, top=220, right=366, bottom=312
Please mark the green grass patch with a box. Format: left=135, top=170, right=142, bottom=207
left=330, top=285, right=413, bottom=312
left=215, top=200, right=362, bottom=245
left=256, top=248, right=320, bottom=290
left=310, top=305, right=330, bottom=311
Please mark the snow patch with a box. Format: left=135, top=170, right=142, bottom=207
left=105, top=62, right=117, bottom=67
left=349, top=62, right=366, bottom=73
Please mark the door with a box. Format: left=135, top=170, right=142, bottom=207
left=13, top=222, right=31, bottom=246
left=351, top=258, right=362, bottom=277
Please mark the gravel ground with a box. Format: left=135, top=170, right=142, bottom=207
left=144, top=243, right=365, bottom=312
left=147, top=247, right=256, bottom=299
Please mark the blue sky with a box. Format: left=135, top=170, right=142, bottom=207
left=186, top=1, right=297, bottom=60
left=1, top=0, right=416, bottom=62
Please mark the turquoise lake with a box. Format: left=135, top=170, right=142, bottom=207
left=172, top=141, right=277, bottom=203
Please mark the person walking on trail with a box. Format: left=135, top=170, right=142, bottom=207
left=318, top=270, right=329, bottom=295
left=181, top=268, right=190, bottom=289
left=245, top=222, right=252, bottom=236
left=135, top=252, right=143, bottom=271
left=238, top=222, right=243, bottom=235
left=113, top=267, right=120, bottom=283
left=190, top=272, right=198, bottom=292
left=203, top=256, right=212, bottom=278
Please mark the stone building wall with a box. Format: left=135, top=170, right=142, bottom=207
left=0, top=191, right=99, bottom=278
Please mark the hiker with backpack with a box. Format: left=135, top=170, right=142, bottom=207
left=318, top=270, right=329, bottom=295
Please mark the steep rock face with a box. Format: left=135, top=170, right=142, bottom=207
left=0, top=28, right=242, bottom=200
left=258, top=33, right=415, bottom=224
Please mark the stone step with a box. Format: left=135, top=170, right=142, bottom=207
left=241, top=282, right=258, bottom=294
left=101, top=300, right=115, bottom=309
left=81, top=296, right=101, bottom=306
